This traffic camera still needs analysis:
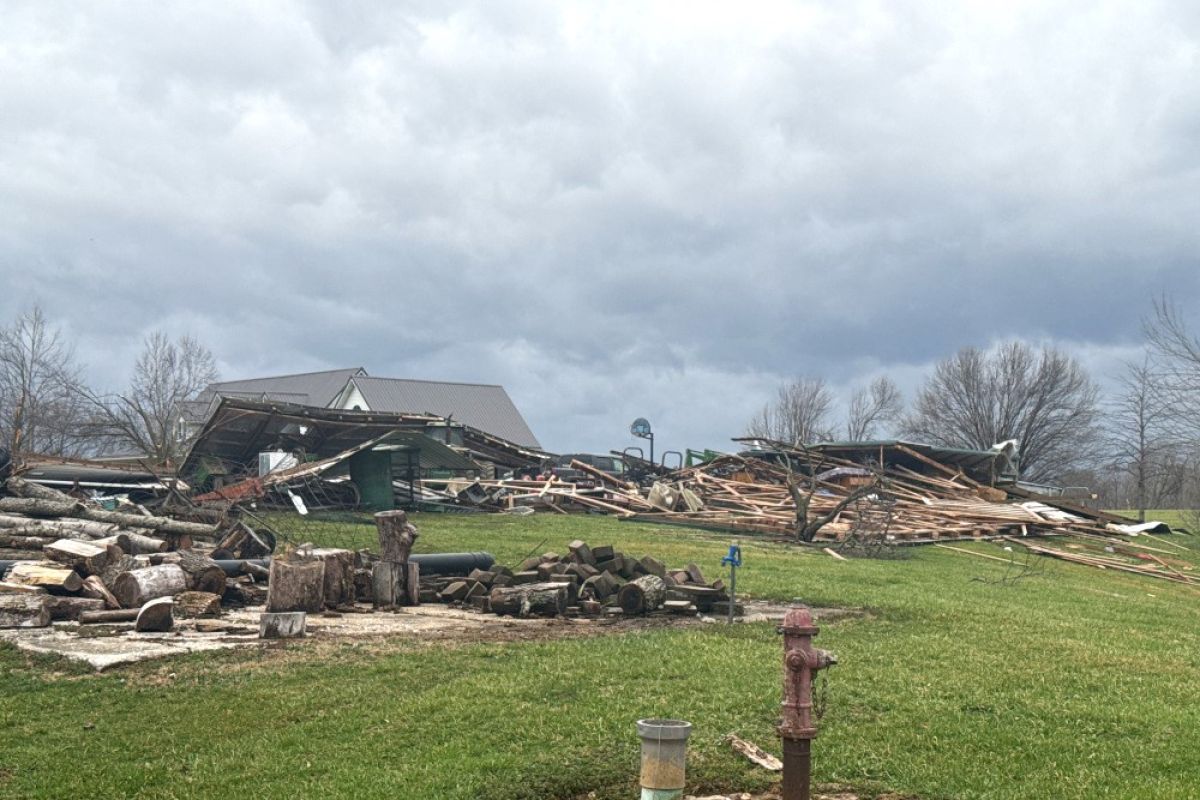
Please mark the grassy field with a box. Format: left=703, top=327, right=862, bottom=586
left=2, top=513, right=1199, bottom=799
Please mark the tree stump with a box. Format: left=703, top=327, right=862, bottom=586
left=266, top=556, right=325, bottom=613
left=112, top=564, right=187, bottom=608
left=374, top=510, right=417, bottom=562
left=311, top=548, right=356, bottom=608
left=617, top=574, right=668, bottom=615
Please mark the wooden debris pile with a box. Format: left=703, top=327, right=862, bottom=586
left=0, top=476, right=276, bottom=630
left=421, top=539, right=737, bottom=619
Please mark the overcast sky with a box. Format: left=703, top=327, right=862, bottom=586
left=2, top=1, right=1198, bottom=454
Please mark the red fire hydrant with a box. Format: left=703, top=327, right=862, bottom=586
left=778, top=605, right=837, bottom=800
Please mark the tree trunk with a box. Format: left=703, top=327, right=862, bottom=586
left=0, top=534, right=55, bottom=549
left=100, top=554, right=140, bottom=591
left=487, top=582, right=568, bottom=618
left=43, top=538, right=116, bottom=575
left=80, top=575, right=120, bottom=609
left=175, top=551, right=226, bottom=594
left=121, top=532, right=169, bottom=554
left=112, top=564, right=187, bottom=608
left=617, top=574, right=668, bottom=614
left=0, top=498, right=82, bottom=518
left=135, top=597, right=175, bottom=632
left=0, top=516, right=122, bottom=539
left=0, top=594, right=50, bottom=628
left=266, top=558, right=324, bottom=613
left=374, top=510, right=417, bottom=562
left=5, top=562, right=83, bottom=594
left=4, top=476, right=73, bottom=502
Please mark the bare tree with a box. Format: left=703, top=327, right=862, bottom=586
left=0, top=306, right=89, bottom=458
left=901, top=341, right=1100, bottom=482
left=1105, top=353, right=1173, bottom=521
left=1145, top=297, right=1200, bottom=442
left=88, top=332, right=218, bottom=468
left=746, top=376, right=834, bottom=446
left=845, top=376, right=903, bottom=441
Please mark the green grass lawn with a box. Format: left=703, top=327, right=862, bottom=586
left=2, top=513, right=1199, bottom=799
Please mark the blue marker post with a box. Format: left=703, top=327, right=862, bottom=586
left=721, top=541, right=742, bottom=624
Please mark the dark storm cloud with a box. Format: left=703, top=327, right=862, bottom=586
left=2, top=1, right=1199, bottom=453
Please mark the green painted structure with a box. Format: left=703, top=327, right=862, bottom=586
left=349, top=448, right=395, bottom=511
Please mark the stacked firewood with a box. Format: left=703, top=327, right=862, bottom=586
left=421, top=540, right=734, bottom=619
left=0, top=477, right=269, bottom=630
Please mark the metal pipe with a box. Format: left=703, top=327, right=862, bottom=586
left=636, top=718, right=691, bottom=800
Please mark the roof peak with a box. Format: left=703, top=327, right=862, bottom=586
left=212, top=367, right=367, bottom=385
left=352, top=375, right=504, bottom=390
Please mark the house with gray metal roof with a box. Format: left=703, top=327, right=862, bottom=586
left=188, top=368, right=541, bottom=450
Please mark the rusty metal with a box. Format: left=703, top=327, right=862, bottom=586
left=778, top=605, right=837, bottom=800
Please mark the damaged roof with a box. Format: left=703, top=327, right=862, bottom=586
left=347, top=376, right=542, bottom=450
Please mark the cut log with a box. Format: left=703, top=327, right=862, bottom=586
left=372, top=561, right=403, bottom=608
left=121, top=532, right=169, bottom=554
left=0, top=581, right=45, bottom=594
left=0, top=516, right=122, bottom=539
left=617, top=574, right=668, bottom=615
left=266, top=557, right=324, bottom=613
left=100, top=554, right=139, bottom=591
left=135, top=597, right=175, bottom=632
left=78, top=508, right=218, bottom=538
left=4, top=476, right=74, bottom=502
left=312, top=548, right=356, bottom=608
left=43, top=538, right=113, bottom=575
left=112, top=564, right=187, bottom=608
left=223, top=577, right=268, bottom=607
left=80, top=575, right=120, bottom=609
left=79, top=608, right=138, bottom=624
left=44, top=596, right=106, bottom=621
left=259, top=611, right=306, bottom=639
left=0, top=498, right=83, bottom=518
left=93, top=533, right=133, bottom=553
left=568, top=539, right=596, bottom=566
left=487, top=582, right=568, bottom=618
left=374, top=510, right=418, bottom=562
left=406, top=562, right=420, bottom=606
left=0, top=534, right=55, bottom=549
left=176, top=551, right=226, bottom=594
left=0, top=594, right=50, bottom=628
left=174, top=591, right=222, bottom=618
left=6, top=562, right=83, bottom=594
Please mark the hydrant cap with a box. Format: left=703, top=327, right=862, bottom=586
left=783, top=605, right=815, bottom=628
left=636, top=719, right=693, bottom=741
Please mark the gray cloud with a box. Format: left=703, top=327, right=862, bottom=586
left=2, top=1, right=1199, bottom=453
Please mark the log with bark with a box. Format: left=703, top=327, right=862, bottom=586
left=487, top=582, right=568, bottom=618
left=44, top=596, right=106, bottom=621
left=174, top=591, right=222, bottom=618
left=0, top=534, right=55, bottom=549
left=0, top=594, right=50, bottom=628
left=5, top=562, right=83, bottom=594
left=175, top=551, right=226, bottom=594
left=617, top=574, right=668, bottom=614
left=374, top=510, right=418, bottom=562
left=100, top=554, right=140, bottom=591
left=79, top=608, right=139, bottom=624
left=112, top=564, right=187, bottom=608
left=266, top=556, right=325, bottom=613
left=4, top=476, right=74, bottom=501
left=308, top=548, right=356, bottom=608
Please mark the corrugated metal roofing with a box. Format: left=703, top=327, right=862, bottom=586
left=350, top=376, right=541, bottom=449
left=195, top=368, right=366, bottom=410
